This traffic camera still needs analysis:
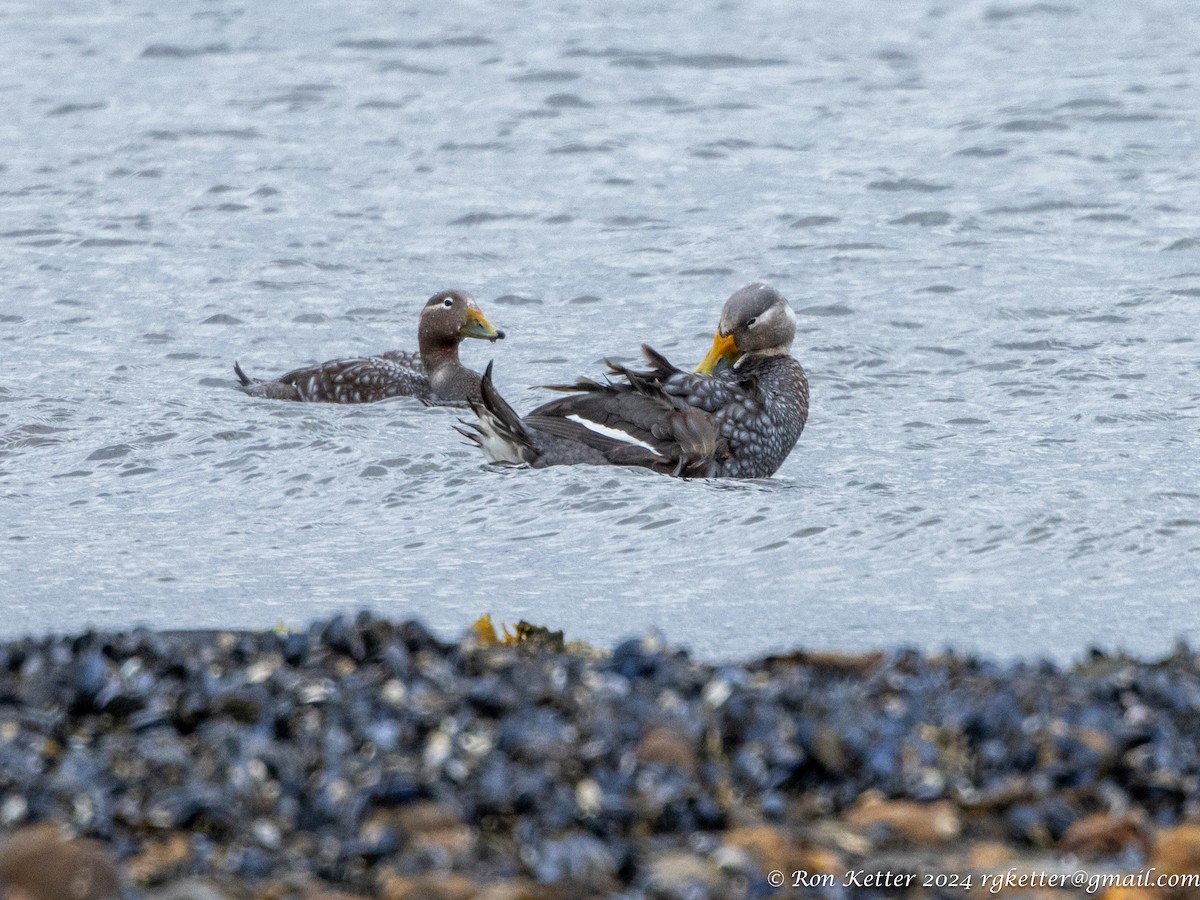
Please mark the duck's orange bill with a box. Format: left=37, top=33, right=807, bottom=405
left=695, top=330, right=739, bottom=374
left=461, top=306, right=504, bottom=341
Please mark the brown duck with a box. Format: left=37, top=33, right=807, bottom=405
left=234, top=289, right=504, bottom=404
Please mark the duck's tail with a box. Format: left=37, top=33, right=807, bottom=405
left=233, top=360, right=254, bottom=387
left=455, top=362, right=539, bottom=466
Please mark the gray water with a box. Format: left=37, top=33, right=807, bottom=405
left=1, top=0, right=1197, bottom=661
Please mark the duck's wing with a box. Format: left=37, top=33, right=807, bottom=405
left=530, top=346, right=729, bottom=476
left=378, top=349, right=421, bottom=367
left=543, top=344, right=754, bottom=410
left=633, top=345, right=762, bottom=412
left=458, top=363, right=697, bottom=472
left=268, top=354, right=431, bottom=403
left=527, top=398, right=723, bottom=477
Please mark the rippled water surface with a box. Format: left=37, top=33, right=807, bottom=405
left=2, top=0, right=1198, bottom=660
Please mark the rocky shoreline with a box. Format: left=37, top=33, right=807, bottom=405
left=2, top=614, right=1199, bottom=899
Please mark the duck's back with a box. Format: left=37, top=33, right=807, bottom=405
left=271, top=353, right=432, bottom=403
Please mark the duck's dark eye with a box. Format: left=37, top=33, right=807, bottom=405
left=443, top=297, right=454, bottom=308
left=746, top=317, right=758, bottom=328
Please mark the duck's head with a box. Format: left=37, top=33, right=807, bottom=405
left=696, top=283, right=796, bottom=374
left=419, top=289, right=505, bottom=349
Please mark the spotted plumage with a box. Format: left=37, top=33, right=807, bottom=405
left=234, top=289, right=504, bottom=405
left=459, top=283, right=809, bottom=478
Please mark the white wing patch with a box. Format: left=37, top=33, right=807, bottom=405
left=566, top=415, right=663, bottom=456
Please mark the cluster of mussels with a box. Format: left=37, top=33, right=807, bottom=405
left=3, top=615, right=1200, bottom=899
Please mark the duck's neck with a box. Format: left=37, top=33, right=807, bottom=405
left=736, top=346, right=791, bottom=369
left=419, top=331, right=462, bottom=374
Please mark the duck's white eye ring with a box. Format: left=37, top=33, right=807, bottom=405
left=443, top=297, right=454, bottom=308
left=746, top=317, right=758, bottom=328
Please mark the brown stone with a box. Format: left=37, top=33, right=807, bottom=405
left=387, top=801, right=475, bottom=862
left=805, top=819, right=872, bottom=857
left=252, top=880, right=290, bottom=900
left=722, top=825, right=841, bottom=875
left=722, top=825, right=791, bottom=873
left=962, top=841, right=1016, bottom=870
left=0, top=823, right=121, bottom=900
left=635, top=727, right=699, bottom=775
left=796, top=844, right=842, bottom=876
left=474, top=883, right=560, bottom=900
left=1059, top=812, right=1149, bottom=860
left=647, top=852, right=722, bottom=892
left=128, top=832, right=194, bottom=885
left=845, top=791, right=961, bottom=846
left=394, top=801, right=463, bottom=834
left=791, top=651, right=886, bottom=676
left=809, top=725, right=850, bottom=774
left=1075, top=728, right=1116, bottom=759
left=1151, top=823, right=1200, bottom=876
left=411, top=825, right=476, bottom=858
left=146, top=879, right=234, bottom=900
left=379, top=873, right=480, bottom=900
